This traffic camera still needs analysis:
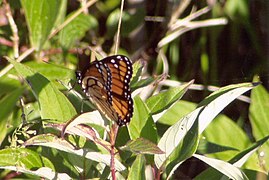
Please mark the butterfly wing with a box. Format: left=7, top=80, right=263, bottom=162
left=102, top=55, right=133, bottom=126
left=77, top=55, right=133, bottom=126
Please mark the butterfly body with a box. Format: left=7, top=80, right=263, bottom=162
left=76, top=55, right=133, bottom=126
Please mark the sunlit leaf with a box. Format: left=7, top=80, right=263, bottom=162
left=128, top=96, right=157, bottom=143
left=0, top=148, right=53, bottom=168
left=6, top=58, right=77, bottom=122
left=21, top=0, right=61, bottom=50
left=127, top=154, right=146, bottom=180
left=202, top=115, right=251, bottom=160
left=0, top=88, right=24, bottom=144
left=154, top=82, right=256, bottom=177
left=24, top=134, right=126, bottom=171
left=193, top=154, right=248, bottom=180
left=146, top=80, right=193, bottom=115
left=59, top=13, right=98, bottom=49
left=120, top=138, right=164, bottom=155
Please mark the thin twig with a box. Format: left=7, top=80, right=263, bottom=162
left=169, top=0, right=191, bottom=27
left=0, top=37, right=13, bottom=47
left=48, top=0, right=98, bottom=39
left=170, top=6, right=212, bottom=31
left=159, top=79, right=251, bottom=103
left=158, top=18, right=227, bottom=48
left=114, top=0, right=125, bottom=55
left=3, top=0, right=19, bottom=58
left=0, top=47, right=35, bottom=78
left=110, top=124, right=119, bottom=180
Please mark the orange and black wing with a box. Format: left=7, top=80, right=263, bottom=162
left=101, top=55, right=133, bottom=126
left=76, top=55, right=133, bottom=126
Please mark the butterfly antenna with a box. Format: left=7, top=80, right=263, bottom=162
left=114, top=0, right=125, bottom=55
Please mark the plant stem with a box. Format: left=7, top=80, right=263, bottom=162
left=110, top=124, right=119, bottom=180
left=114, top=0, right=125, bottom=55
left=3, top=0, right=19, bottom=58
left=1, top=47, right=35, bottom=78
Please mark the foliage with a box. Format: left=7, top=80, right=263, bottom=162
left=0, top=0, right=268, bottom=179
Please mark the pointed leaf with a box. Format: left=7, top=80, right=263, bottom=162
left=249, top=83, right=269, bottom=172
left=202, top=115, right=251, bottom=160
left=0, top=88, right=24, bottom=144
left=193, top=154, right=248, bottom=180
left=130, top=60, right=144, bottom=86
left=120, top=138, right=164, bottom=155
left=198, top=82, right=256, bottom=133
left=7, top=58, right=77, bottom=122
left=59, top=13, right=98, bottom=49
left=195, top=136, right=269, bottom=179
left=0, top=147, right=54, bottom=169
left=146, top=80, right=193, bottom=115
left=154, top=107, right=201, bottom=169
left=231, top=135, right=269, bottom=170
left=198, top=138, right=238, bottom=154
left=24, top=134, right=126, bottom=171
left=154, top=83, right=256, bottom=174
left=131, top=77, right=155, bottom=92
left=21, top=0, right=61, bottom=50
left=128, top=96, right=157, bottom=143
left=128, top=154, right=146, bottom=180
left=0, top=166, right=72, bottom=180
left=154, top=100, right=196, bottom=125
left=25, top=61, right=74, bottom=81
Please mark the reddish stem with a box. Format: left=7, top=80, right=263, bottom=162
left=110, top=124, right=119, bottom=180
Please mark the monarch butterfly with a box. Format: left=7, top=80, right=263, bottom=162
left=76, top=55, right=133, bottom=126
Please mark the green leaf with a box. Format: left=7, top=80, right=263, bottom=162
left=154, top=83, right=256, bottom=177
left=131, top=60, right=144, bottom=85
left=128, top=96, right=157, bottom=143
left=0, top=148, right=71, bottom=179
left=249, top=83, right=269, bottom=139
left=249, top=82, right=269, bottom=172
left=7, top=58, right=77, bottom=122
left=130, top=60, right=155, bottom=91
left=198, top=138, right=239, bottom=154
left=198, top=82, right=257, bottom=108
left=0, top=166, right=72, bottom=180
left=193, top=154, right=248, bottom=180
left=128, top=154, right=146, bottom=180
left=97, top=0, right=120, bottom=12
left=0, top=88, right=24, bottom=144
left=166, top=110, right=199, bottom=178
left=202, top=115, right=251, bottom=160
left=0, top=75, right=21, bottom=97
left=196, top=136, right=269, bottom=179
left=59, top=13, right=98, bottom=49
left=24, top=134, right=126, bottom=172
left=231, top=135, right=269, bottom=166
left=53, top=0, right=67, bottom=27
left=120, top=138, right=164, bottom=155
left=0, top=147, right=54, bottom=169
left=25, top=61, right=74, bottom=81
left=156, top=100, right=196, bottom=125
left=21, top=0, right=61, bottom=50
left=146, top=80, right=193, bottom=115
left=131, top=77, right=155, bottom=92
left=198, top=82, right=256, bottom=133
